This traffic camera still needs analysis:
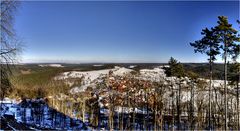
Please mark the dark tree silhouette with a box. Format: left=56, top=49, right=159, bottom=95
left=167, top=57, right=185, bottom=130
left=167, top=57, right=185, bottom=78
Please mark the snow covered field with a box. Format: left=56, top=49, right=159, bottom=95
left=56, top=66, right=133, bottom=81
left=39, top=64, right=64, bottom=67
left=54, top=65, right=238, bottom=116
left=54, top=65, right=236, bottom=95
left=56, top=66, right=133, bottom=93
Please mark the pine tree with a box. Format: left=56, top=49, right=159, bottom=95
left=167, top=57, right=185, bottom=129
left=190, top=27, right=220, bottom=129
left=214, top=16, right=239, bottom=130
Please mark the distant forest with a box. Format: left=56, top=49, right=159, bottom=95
left=14, top=62, right=227, bottom=80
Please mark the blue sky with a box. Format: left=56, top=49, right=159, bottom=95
left=15, top=1, right=239, bottom=63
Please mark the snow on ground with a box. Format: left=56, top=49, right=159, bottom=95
left=70, top=84, right=96, bottom=94
left=199, top=79, right=234, bottom=90
left=1, top=98, right=88, bottom=130
left=129, top=65, right=137, bottom=69
left=39, top=64, right=64, bottom=67
left=93, top=64, right=103, bottom=67
left=138, top=66, right=167, bottom=81
left=114, top=106, right=149, bottom=114
left=99, top=106, right=149, bottom=115
left=139, top=66, right=234, bottom=90
left=56, top=66, right=133, bottom=94
left=0, top=97, right=17, bottom=104
left=55, top=65, right=235, bottom=95
left=57, top=69, right=110, bottom=82
left=112, top=66, right=133, bottom=76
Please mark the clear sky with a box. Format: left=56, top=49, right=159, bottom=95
left=15, top=1, right=239, bottom=63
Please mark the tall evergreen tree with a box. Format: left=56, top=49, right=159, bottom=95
left=167, top=57, right=185, bottom=78
left=167, top=57, right=185, bottom=130
left=190, top=27, right=220, bottom=129
left=214, top=16, right=239, bottom=130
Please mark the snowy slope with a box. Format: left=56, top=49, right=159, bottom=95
left=56, top=66, right=133, bottom=93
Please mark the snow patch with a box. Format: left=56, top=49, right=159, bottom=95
left=93, top=64, right=103, bottom=67
left=56, top=66, right=133, bottom=93
left=129, top=65, right=137, bottom=69
left=39, top=64, right=64, bottom=67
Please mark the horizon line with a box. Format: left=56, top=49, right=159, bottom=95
left=17, top=61, right=227, bottom=64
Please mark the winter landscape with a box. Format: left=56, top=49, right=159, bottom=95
left=0, top=1, right=239, bottom=130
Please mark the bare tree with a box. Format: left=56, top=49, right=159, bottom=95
left=0, top=0, right=20, bottom=100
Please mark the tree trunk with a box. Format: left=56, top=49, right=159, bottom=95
left=171, top=83, right=175, bottom=131
left=154, top=97, right=157, bottom=131
left=177, top=82, right=181, bottom=130
left=146, top=90, right=149, bottom=130
left=209, top=56, right=213, bottom=129
left=108, top=95, right=114, bottom=130
left=82, top=99, right=85, bottom=123
left=132, top=102, right=136, bottom=130
left=190, top=81, right=195, bottom=130
left=127, top=91, right=131, bottom=130
left=132, top=107, right=135, bottom=130
left=97, top=102, right=100, bottom=128
left=121, top=108, right=124, bottom=130
left=118, top=106, right=120, bottom=129
left=224, top=44, right=228, bottom=130
left=237, top=76, right=239, bottom=130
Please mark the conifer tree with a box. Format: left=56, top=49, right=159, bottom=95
left=190, top=27, right=220, bottom=129
left=214, top=16, right=239, bottom=130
